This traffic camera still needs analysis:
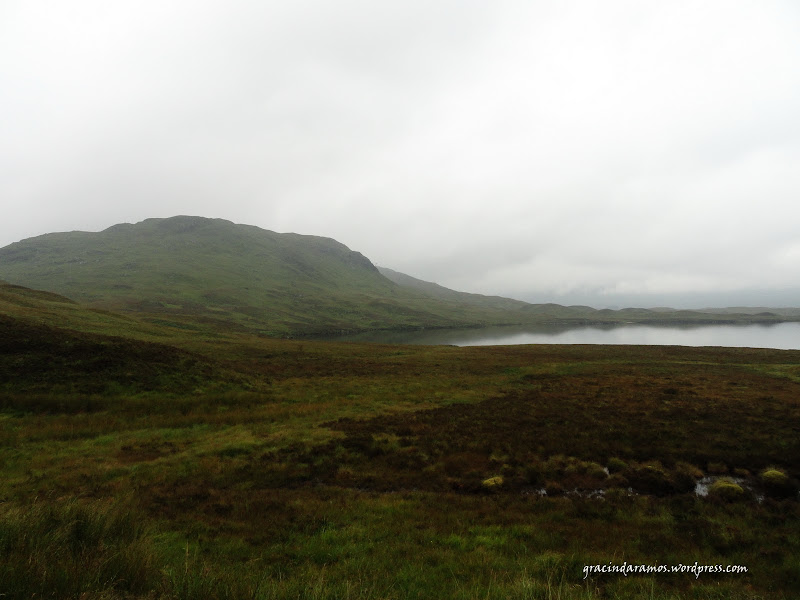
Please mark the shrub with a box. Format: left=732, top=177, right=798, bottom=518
left=626, top=463, right=675, bottom=496
left=760, top=468, right=798, bottom=499
left=482, top=476, right=504, bottom=491
left=584, top=461, right=608, bottom=479
left=607, top=457, right=628, bottom=474
left=707, top=462, right=728, bottom=475
left=543, top=454, right=570, bottom=477
left=606, top=473, right=629, bottom=489
left=760, top=468, right=788, bottom=485
left=675, top=461, right=704, bottom=479
left=544, top=481, right=565, bottom=496
left=671, top=463, right=702, bottom=494
left=708, top=478, right=745, bottom=502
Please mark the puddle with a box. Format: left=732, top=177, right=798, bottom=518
left=524, top=487, right=627, bottom=498
left=522, top=477, right=768, bottom=501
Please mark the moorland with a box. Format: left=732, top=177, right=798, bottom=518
left=1, top=217, right=799, bottom=599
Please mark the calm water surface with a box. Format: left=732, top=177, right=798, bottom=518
left=317, top=322, right=800, bottom=350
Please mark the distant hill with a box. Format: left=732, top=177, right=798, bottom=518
left=376, top=269, right=793, bottom=326
left=377, top=267, right=528, bottom=311
left=0, top=216, right=791, bottom=336
left=697, top=307, right=800, bottom=318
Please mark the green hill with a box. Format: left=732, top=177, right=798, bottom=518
left=0, top=216, right=538, bottom=335
left=0, top=216, right=790, bottom=336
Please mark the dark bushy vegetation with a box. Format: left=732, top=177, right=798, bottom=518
left=1, top=290, right=800, bottom=598
left=0, top=313, right=240, bottom=396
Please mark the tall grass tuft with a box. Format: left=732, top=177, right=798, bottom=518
left=0, top=497, right=158, bottom=599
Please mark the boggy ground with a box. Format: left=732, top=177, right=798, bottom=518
left=317, top=360, right=800, bottom=496
left=2, top=331, right=800, bottom=599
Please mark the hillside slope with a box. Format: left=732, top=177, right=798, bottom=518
left=377, top=267, right=529, bottom=311
left=0, top=282, right=242, bottom=397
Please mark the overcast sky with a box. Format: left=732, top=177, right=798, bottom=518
left=2, top=1, right=800, bottom=308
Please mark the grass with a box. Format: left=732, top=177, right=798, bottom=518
left=1, top=292, right=800, bottom=598
left=0, top=497, right=157, bottom=598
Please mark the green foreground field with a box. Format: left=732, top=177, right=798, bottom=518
left=2, top=285, right=800, bottom=599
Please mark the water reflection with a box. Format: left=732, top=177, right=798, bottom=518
left=315, top=322, right=800, bottom=349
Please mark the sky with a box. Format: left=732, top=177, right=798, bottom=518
left=2, top=0, right=800, bottom=308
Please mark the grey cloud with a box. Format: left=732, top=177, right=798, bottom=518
left=2, top=0, right=800, bottom=308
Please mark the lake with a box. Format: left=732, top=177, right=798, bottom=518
left=316, top=321, right=800, bottom=350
